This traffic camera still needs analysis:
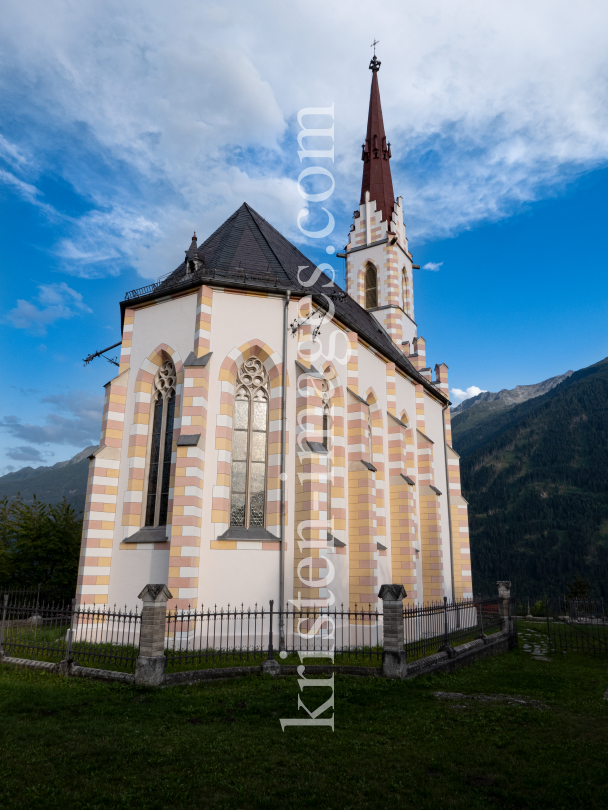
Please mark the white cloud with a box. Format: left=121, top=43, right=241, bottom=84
left=0, top=168, right=41, bottom=204
left=451, top=386, right=487, bottom=405
left=423, top=262, right=443, bottom=272
left=1, top=0, right=608, bottom=277
left=4, top=282, right=92, bottom=335
left=0, top=391, right=103, bottom=447
left=0, top=133, right=29, bottom=167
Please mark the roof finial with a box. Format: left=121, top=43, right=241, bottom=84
left=185, top=231, right=198, bottom=259
left=370, top=39, right=380, bottom=72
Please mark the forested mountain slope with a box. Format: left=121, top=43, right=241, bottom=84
left=0, top=447, right=96, bottom=515
left=454, top=358, right=608, bottom=596
left=452, top=371, right=575, bottom=457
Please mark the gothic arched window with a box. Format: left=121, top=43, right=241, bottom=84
left=230, top=357, right=269, bottom=528
left=145, top=359, right=176, bottom=527
left=367, top=407, right=374, bottom=463
left=322, top=380, right=331, bottom=452
left=365, top=263, right=378, bottom=309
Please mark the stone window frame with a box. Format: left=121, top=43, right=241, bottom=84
left=143, top=357, right=177, bottom=528
left=229, top=356, right=271, bottom=530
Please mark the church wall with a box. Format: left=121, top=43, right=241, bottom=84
left=424, top=394, right=454, bottom=601
left=89, top=280, right=467, bottom=613
left=107, top=293, right=197, bottom=609
left=196, top=290, right=293, bottom=611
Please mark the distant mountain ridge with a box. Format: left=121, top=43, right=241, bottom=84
left=453, top=357, right=608, bottom=596
left=451, top=371, right=573, bottom=415
left=451, top=371, right=577, bottom=459
left=0, top=445, right=98, bottom=515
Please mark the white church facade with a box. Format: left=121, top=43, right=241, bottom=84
left=77, top=57, right=472, bottom=611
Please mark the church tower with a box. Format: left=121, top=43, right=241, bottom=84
left=345, top=54, right=417, bottom=351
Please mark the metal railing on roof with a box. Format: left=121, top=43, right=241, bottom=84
left=123, top=265, right=288, bottom=302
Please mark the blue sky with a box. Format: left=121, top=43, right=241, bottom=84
left=1, top=0, right=608, bottom=472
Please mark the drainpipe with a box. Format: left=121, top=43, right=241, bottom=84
left=279, top=289, right=291, bottom=648
left=442, top=404, right=456, bottom=603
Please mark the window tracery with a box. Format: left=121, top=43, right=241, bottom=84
left=145, top=359, right=176, bottom=527
left=230, top=357, right=270, bottom=528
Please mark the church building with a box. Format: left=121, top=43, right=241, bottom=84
left=77, top=56, right=472, bottom=611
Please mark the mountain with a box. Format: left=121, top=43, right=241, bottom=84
left=451, top=371, right=574, bottom=415
left=453, top=358, right=608, bottom=597
left=0, top=446, right=97, bottom=515
left=451, top=371, right=573, bottom=456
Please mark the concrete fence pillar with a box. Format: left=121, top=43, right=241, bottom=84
left=497, top=580, right=517, bottom=648
left=379, top=584, right=407, bottom=680
left=135, top=584, right=172, bottom=687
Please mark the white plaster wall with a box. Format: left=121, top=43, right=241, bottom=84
left=108, top=548, right=171, bottom=609
left=401, top=312, right=417, bottom=345
left=394, top=373, right=417, bottom=425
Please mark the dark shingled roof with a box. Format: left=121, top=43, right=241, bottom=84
left=123, top=202, right=446, bottom=401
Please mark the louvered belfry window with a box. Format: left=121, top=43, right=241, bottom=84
left=230, top=357, right=269, bottom=528
left=365, top=263, right=378, bottom=309
left=145, top=359, right=176, bottom=527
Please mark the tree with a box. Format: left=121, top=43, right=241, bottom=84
left=0, top=497, right=11, bottom=585
left=0, top=494, right=82, bottom=592
left=565, top=575, right=590, bottom=600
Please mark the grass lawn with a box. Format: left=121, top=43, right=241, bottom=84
left=1, top=626, right=607, bottom=810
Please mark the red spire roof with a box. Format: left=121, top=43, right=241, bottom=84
left=360, top=55, right=395, bottom=224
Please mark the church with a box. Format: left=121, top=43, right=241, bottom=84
left=77, top=56, right=472, bottom=612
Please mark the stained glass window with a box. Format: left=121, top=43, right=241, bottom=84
left=365, top=263, right=377, bottom=309
left=145, top=359, right=176, bottom=527
left=229, top=357, right=269, bottom=529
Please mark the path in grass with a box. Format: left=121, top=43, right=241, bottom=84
left=1, top=644, right=608, bottom=810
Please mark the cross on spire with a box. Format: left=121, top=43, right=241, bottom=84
left=369, top=40, right=381, bottom=72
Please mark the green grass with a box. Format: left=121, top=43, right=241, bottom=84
left=1, top=633, right=608, bottom=809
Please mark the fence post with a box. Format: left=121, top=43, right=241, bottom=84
left=439, top=595, right=455, bottom=658
left=262, top=599, right=281, bottom=675
left=379, top=584, right=407, bottom=679
left=477, top=598, right=486, bottom=642
left=135, top=584, right=172, bottom=687
left=57, top=598, right=77, bottom=676
left=0, top=594, right=8, bottom=660
left=497, top=580, right=517, bottom=647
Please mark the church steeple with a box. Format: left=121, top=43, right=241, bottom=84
left=360, top=53, right=395, bottom=224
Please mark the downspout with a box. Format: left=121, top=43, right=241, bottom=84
left=279, top=289, right=291, bottom=649
left=442, top=404, right=456, bottom=603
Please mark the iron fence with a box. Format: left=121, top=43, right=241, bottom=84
left=516, top=596, right=608, bottom=655
left=164, top=595, right=504, bottom=670
left=403, top=596, right=503, bottom=660
left=0, top=597, right=141, bottom=670
left=1, top=592, right=505, bottom=674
